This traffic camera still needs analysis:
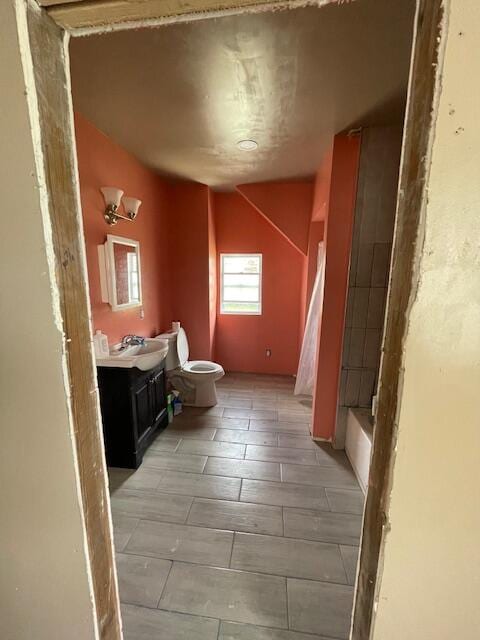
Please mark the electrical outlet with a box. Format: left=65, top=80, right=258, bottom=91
left=266, top=348, right=272, bottom=357
left=139, top=307, right=145, bottom=319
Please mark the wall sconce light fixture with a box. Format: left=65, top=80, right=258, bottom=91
left=122, top=196, right=142, bottom=220
left=100, top=187, right=142, bottom=225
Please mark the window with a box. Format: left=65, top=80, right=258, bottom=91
left=127, top=251, right=140, bottom=303
left=220, top=253, right=262, bottom=315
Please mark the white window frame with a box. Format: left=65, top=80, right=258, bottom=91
left=220, top=253, right=262, bottom=315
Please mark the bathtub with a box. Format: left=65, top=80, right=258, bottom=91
left=345, top=408, right=374, bottom=494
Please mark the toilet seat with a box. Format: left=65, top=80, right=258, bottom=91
left=181, top=360, right=224, bottom=381
left=183, top=360, right=224, bottom=375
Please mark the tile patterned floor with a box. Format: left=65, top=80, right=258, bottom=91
left=109, top=373, right=365, bottom=640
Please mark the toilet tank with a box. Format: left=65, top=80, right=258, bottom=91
left=155, top=331, right=180, bottom=371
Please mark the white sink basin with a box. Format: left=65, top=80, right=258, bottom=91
left=96, top=338, right=169, bottom=371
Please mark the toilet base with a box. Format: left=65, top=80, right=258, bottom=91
left=168, top=372, right=221, bottom=408
left=185, top=382, right=219, bottom=408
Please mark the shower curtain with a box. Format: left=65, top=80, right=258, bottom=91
left=295, top=242, right=325, bottom=396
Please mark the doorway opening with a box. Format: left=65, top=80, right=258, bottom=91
left=21, top=3, right=442, bottom=638
left=68, top=2, right=414, bottom=637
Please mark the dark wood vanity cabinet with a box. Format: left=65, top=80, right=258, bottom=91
left=97, top=362, right=168, bottom=469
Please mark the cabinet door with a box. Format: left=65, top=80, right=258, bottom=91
left=134, top=380, right=152, bottom=441
left=150, top=368, right=167, bottom=424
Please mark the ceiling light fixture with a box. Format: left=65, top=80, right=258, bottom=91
left=237, top=139, right=258, bottom=151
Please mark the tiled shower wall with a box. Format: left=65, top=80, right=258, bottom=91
left=336, top=126, right=403, bottom=443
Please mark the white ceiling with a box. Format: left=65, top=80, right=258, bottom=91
left=70, top=0, right=415, bottom=190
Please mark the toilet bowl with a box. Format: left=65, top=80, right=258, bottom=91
left=156, top=327, right=224, bottom=407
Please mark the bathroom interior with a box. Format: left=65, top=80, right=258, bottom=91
left=70, top=1, right=415, bottom=637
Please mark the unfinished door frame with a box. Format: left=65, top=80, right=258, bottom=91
left=24, top=0, right=445, bottom=638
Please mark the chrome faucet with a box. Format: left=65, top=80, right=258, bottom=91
left=121, top=334, right=145, bottom=349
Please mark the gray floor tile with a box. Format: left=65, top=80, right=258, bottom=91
left=223, top=408, right=254, bottom=418
left=219, top=621, right=330, bottom=640
left=231, top=532, right=347, bottom=583
left=252, top=389, right=278, bottom=399
left=246, top=445, right=318, bottom=466
left=122, top=603, right=219, bottom=640
left=178, top=439, right=246, bottom=459
left=315, top=444, right=351, bottom=468
left=277, top=411, right=312, bottom=424
left=160, top=563, right=288, bottom=628
left=326, top=488, right=365, bottom=514
left=215, top=429, right=277, bottom=446
left=280, top=411, right=311, bottom=420
left=204, top=457, right=281, bottom=481
left=142, top=451, right=207, bottom=473
left=249, top=420, right=310, bottom=434
left=109, top=467, right=132, bottom=492
left=110, top=489, right=193, bottom=523
left=223, top=408, right=278, bottom=420
left=125, top=519, right=234, bottom=567
left=170, top=415, right=249, bottom=430
left=186, top=405, right=225, bottom=417
left=287, top=578, right=354, bottom=639
left=188, top=498, right=283, bottom=536
left=251, top=398, right=278, bottom=409
left=340, top=545, right=359, bottom=585
left=275, top=381, right=296, bottom=390
left=277, top=394, right=310, bottom=403
left=281, top=464, right=358, bottom=489
left=112, top=514, right=139, bottom=552
left=241, top=479, right=329, bottom=510
left=109, top=467, right=157, bottom=492
left=149, top=436, right=181, bottom=452
left=221, top=397, right=253, bottom=409
left=109, top=467, right=164, bottom=494
left=225, top=389, right=256, bottom=398
left=155, top=469, right=241, bottom=501
left=283, top=508, right=362, bottom=546
left=164, top=425, right=217, bottom=440
left=276, top=403, right=309, bottom=411
left=250, top=409, right=278, bottom=420
left=217, top=417, right=251, bottom=430
left=116, top=553, right=171, bottom=607
left=277, top=435, right=318, bottom=449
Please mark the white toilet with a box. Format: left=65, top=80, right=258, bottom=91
left=157, top=326, right=224, bottom=407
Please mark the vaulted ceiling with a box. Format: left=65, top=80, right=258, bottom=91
left=70, top=0, right=415, bottom=190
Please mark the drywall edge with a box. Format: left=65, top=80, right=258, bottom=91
left=24, top=0, right=122, bottom=635
left=50, top=0, right=352, bottom=37
left=369, top=2, right=449, bottom=630
left=15, top=2, right=100, bottom=635
left=63, top=20, right=123, bottom=639
left=0, top=1, right=97, bottom=637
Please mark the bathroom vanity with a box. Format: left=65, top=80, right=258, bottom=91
left=97, top=361, right=168, bottom=468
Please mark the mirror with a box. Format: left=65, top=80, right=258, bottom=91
left=100, top=235, right=142, bottom=311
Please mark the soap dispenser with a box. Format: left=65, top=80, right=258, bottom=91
left=93, top=330, right=109, bottom=358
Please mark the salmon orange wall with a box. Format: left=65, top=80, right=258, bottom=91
left=300, top=147, right=330, bottom=361
left=166, top=182, right=212, bottom=361
left=312, top=133, right=361, bottom=440
left=235, top=180, right=315, bottom=349
left=214, top=192, right=304, bottom=375
left=207, top=188, right=217, bottom=358
left=311, top=145, right=333, bottom=222
left=74, top=112, right=171, bottom=345
left=236, top=181, right=313, bottom=255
